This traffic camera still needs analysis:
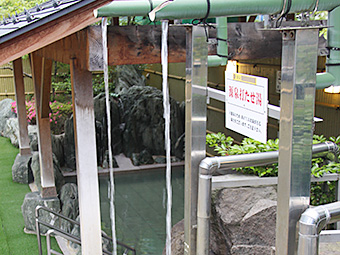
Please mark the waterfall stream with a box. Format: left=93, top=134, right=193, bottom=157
left=102, top=17, right=117, bottom=255
left=162, top=20, right=172, bottom=255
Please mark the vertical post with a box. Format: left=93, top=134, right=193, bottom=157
left=13, top=58, right=31, bottom=155
left=70, top=58, right=103, bottom=255
left=184, top=25, right=208, bottom=255
left=31, top=53, right=57, bottom=198
left=276, top=28, right=319, bottom=255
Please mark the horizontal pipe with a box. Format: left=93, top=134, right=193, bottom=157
left=197, top=141, right=338, bottom=255
left=208, top=55, right=226, bottom=67
left=95, top=0, right=340, bottom=20
left=298, top=201, right=340, bottom=255
left=316, top=72, right=336, bottom=89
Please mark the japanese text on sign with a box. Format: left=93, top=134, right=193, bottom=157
left=225, top=72, right=268, bottom=143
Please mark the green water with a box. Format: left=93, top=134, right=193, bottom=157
left=99, top=168, right=184, bottom=254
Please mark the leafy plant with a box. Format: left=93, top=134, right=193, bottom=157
left=206, top=133, right=340, bottom=205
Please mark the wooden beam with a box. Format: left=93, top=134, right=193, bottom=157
left=13, top=58, right=31, bottom=155
left=31, top=52, right=57, bottom=198
left=70, top=58, right=102, bottom=254
left=0, top=1, right=112, bottom=66
left=40, top=58, right=53, bottom=119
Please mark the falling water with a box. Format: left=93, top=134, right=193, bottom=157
left=102, top=17, right=117, bottom=255
left=161, top=20, right=172, bottom=255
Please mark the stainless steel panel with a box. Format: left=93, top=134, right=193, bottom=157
left=276, top=28, right=319, bottom=255
left=184, top=25, right=208, bottom=255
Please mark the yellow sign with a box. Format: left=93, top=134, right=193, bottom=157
left=233, top=73, right=257, bottom=85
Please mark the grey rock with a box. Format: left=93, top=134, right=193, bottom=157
left=114, top=65, right=146, bottom=95
left=211, top=186, right=277, bottom=254
left=120, top=86, right=184, bottom=157
left=3, top=118, right=19, bottom=147
left=12, top=153, right=33, bottom=184
left=52, top=134, right=65, bottom=167
left=30, top=152, right=65, bottom=193
left=93, top=93, right=122, bottom=160
left=21, top=191, right=60, bottom=233
left=0, top=98, right=16, bottom=135
left=29, top=133, right=39, bottom=151
left=60, top=183, right=79, bottom=232
left=131, top=149, right=154, bottom=166
left=231, top=245, right=275, bottom=255
left=63, top=116, right=76, bottom=170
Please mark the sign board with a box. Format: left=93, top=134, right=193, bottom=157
left=225, top=72, right=268, bottom=143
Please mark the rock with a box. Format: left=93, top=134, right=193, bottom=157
left=29, top=133, right=39, bottom=151
left=211, top=186, right=277, bottom=254
left=131, top=149, right=154, bottom=166
left=93, top=93, right=122, bottom=160
left=0, top=98, right=16, bottom=135
left=60, top=183, right=79, bottom=232
left=52, top=134, right=65, bottom=167
left=12, top=153, right=33, bottom=184
left=120, top=86, right=184, bottom=157
left=230, top=245, right=275, bottom=255
left=63, top=116, right=76, bottom=170
left=102, top=150, right=119, bottom=169
left=3, top=118, right=19, bottom=147
left=114, top=65, right=146, bottom=95
left=168, top=185, right=278, bottom=255
left=30, top=152, right=65, bottom=193
left=21, top=191, right=60, bottom=233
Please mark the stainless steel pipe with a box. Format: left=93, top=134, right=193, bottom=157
left=298, top=202, right=340, bottom=255
left=196, top=142, right=338, bottom=255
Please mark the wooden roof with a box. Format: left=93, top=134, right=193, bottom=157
left=0, top=0, right=111, bottom=66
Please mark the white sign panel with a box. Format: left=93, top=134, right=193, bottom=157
left=225, top=72, right=268, bottom=143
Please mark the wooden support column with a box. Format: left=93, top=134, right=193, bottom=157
left=31, top=52, right=57, bottom=198
left=70, top=58, right=103, bottom=255
left=13, top=58, right=31, bottom=155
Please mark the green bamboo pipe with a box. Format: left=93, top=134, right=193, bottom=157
left=325, top=6, right=340, bottom=88
left=208, top=17, right=228, bottom=67
left=94, top=0, right=340, bottom=20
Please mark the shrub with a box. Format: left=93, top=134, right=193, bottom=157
left=206, top=133, right=340, bottom=206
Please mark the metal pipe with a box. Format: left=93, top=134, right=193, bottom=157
left=208, top=17, right=228, bottom=67
left=326, top=6, right=340, bottom=87
left=197, top=142, right=338, bottom=255
left=94, top=0, right=340, bottom=20
left=316, top=72, right=336, bottom=89
left=298, top=201, right=340, bottom=255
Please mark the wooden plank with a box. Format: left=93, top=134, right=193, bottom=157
left=40, top=58, right=53, bottom=119
left=13, top=58, right=31, bottom=155
left=31, top=52, right=56, bottom=198
left=70, top=58, right=102, bottom=254
left=0, top=0, right=112, bottom=66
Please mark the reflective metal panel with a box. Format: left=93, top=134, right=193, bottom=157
left=276, top=28, right=319, bottom=255
left=184, top=25, right=208, bottom=255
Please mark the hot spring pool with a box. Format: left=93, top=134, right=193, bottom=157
left=99, top=167, right=184, bottom=254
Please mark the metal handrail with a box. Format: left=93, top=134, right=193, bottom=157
left=35, top=205, right=136, bottom=255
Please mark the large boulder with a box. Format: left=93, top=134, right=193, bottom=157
left=12, top=153, right=33, bottom=184
left=63, top=116, right=76, bottom=170
left=167, top=186, right=277, bottom=255
left=30, top=152, right=65, bottom=193
left=21, top=191, right=60, bottom=233
left=114, top=65, right=146, bottom=95
left=120, top=86, right=184, bottom=158
left=3, top=118, right=19, bottom=147
left=0, top=98, right=16, bottom=135
left=93, top=93, right=122, bottom=161
left=60, top=183, right=79, bottom=232
left=52, top=134, right=65, bottom=167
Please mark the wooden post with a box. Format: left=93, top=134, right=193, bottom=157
left=70, top=58, right=103, bottom=255
left=13, top=58, right=31, bottom=155
left=31, top=52, right=57, bottom=198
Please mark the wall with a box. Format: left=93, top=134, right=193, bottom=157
left=0, top=58, right=34, bottom=101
